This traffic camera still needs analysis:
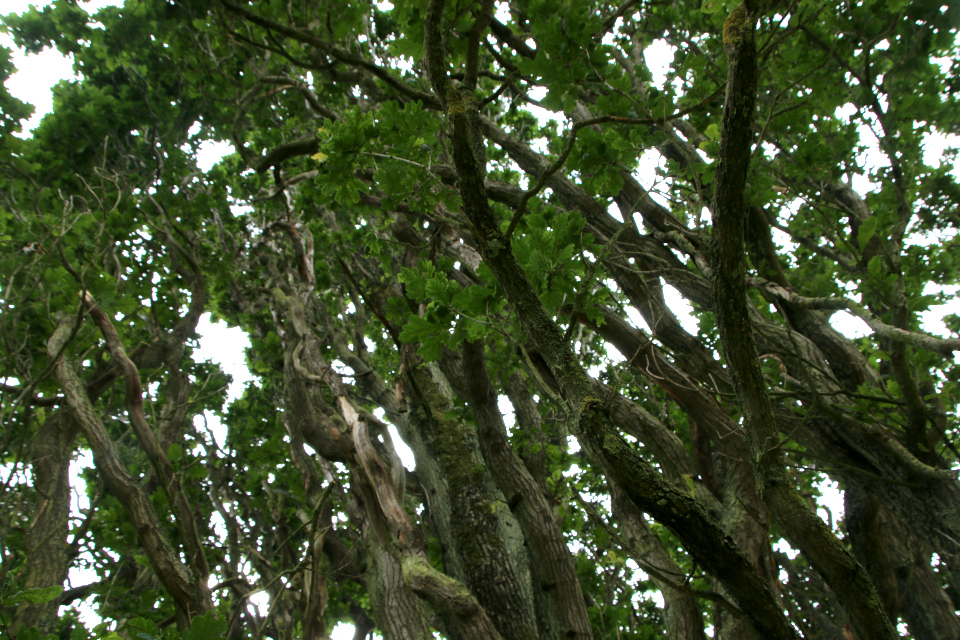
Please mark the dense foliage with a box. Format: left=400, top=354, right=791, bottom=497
left=1, top=0, right=959, bottom=639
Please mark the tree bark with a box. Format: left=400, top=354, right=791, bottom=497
left=47, top=315, right=211, bottom=630
left=408, top=360, right=539, bottom=640
left=456, top=341, right=592, bottom=640
left=12, top=410, right=79, bottom=634
left=709, top=5, right=897, bottom=640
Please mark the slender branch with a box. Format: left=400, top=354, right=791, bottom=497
left=750, top=278, right=960, bottom=356
left=257, top=76, right=340, bottom=121
left=253, top=137, right=320, bottom=173
left=427, top=5, right=800, bottom=636
left=488, top=18, right=536, bottom=59
left=593, top=0, right=643, bottom=40
left=82, top=293, right=212, bottom=586
left=573, top=490, right=742, bottom=616
left=503, top=89, right=723, bottom=240
left=0, top=384, right=61, bottom=406
left=221, top=0, right=441, bottom=109
left=463, top=0, right=495, bottom=91
left=47, top=314, right=209, bottom=624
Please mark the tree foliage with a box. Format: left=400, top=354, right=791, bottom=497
left=1, top=0, right=959, bottom=639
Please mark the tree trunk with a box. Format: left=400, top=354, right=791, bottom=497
left=12, top=410, right=79, bottom=635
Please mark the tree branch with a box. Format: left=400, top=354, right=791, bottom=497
left=82, top=293, right=212, bottom=590
left=426, top=4, right=800, bottom=636
left=750, top=278, right=960, bottom=356
left=47, top=314, right=210, bottom=628
left=709, top=5, right=897, bottom=639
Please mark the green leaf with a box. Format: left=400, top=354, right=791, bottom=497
left=907, top=294, right=937, bottom=312
left=166, top=443, right=183, bottom=463
left=181, top=612, right=227, bottom=640
left=6, top=585, right=63, bottom=605
left=700, top=0, right=727, bottom=13
left=858, top=216, right=878, bottom=251
left=4, top=1, right=958, bottom=636
left=699, top=139, right=719, bottom=156
left=11, top=626, right=58, bottom=640
left=399, top=315, right=437, bottom=344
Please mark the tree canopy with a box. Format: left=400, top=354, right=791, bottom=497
left=1, top=0, right=959, bottom=639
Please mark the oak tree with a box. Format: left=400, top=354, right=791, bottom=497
left=1, top=0, right=959, bottom=639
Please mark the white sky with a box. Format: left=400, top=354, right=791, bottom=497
left=3, top=0, right=956, bottom=634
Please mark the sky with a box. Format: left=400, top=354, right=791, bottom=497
left=2, top=0, right=957, bottom=636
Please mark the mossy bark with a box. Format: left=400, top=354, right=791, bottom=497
left=409, top=363, right=539, bottom=640
left=451, top=341, right=592, bottom=640
left=709, top=6, right=897, bottom=640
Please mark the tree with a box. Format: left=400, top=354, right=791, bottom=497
left=1, top=0, right=959, bottom=638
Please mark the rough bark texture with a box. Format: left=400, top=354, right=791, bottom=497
left=12, top=411, right=79, bottom=633
left=456, top=341, right=592, bottom=640
left=611, top=489, right=708, bottom=640
left=709, top=6, right=897, bottom=640
left=409, top=362, right=538, bottom=640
